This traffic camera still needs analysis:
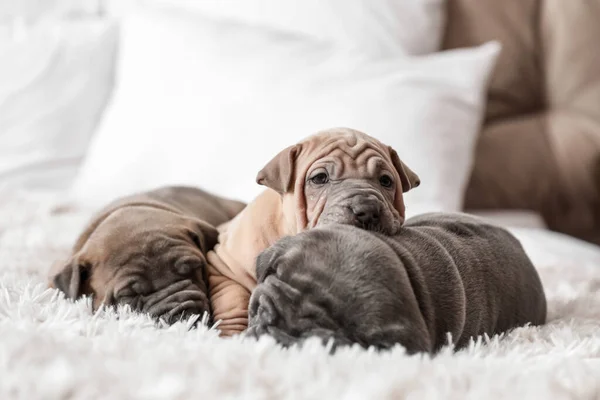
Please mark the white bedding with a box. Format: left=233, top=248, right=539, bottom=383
left=0, top=191, right=599, bottom=398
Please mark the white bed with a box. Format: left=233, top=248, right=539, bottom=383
left=0, top=190, right=599, bottom=398
left=1, top=1, right=600, bottom=398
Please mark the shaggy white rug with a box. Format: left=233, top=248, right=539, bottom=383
left=1, top=191, right=600, bottom=400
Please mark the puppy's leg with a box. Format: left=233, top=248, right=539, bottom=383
left=206, top=262, right=251, bottom=336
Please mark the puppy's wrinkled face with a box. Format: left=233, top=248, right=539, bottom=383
left=304, top=148, right=401, bottom=234
left=247, top=226, right=431, bottom=353
left=55, top=207, right=218, bottom=324
left=256, top=128, right=420, bottom=235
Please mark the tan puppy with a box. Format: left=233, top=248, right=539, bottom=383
left=49, top=186, right=245, bottom=323
left=207, top=127, right=420, bottom=335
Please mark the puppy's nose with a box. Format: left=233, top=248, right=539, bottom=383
left=351, top=202, right=381, bottom=225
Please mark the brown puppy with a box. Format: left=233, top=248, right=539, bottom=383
left=206, top=127, right=420, bottom=335
left=49, top=186, right=245, bottom=323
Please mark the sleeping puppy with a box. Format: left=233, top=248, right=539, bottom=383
left=206, top=127, right=421, bottom=335
left=49, top=186, right=245, bottom=324
left=246, top=213, right=547, bottom=353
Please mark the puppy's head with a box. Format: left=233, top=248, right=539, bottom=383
left=247, top=225, right=431, bottom=353
left=256, top=127, right=420, bottom=235
left=51, top=206, right=219, bottom=323
left=247, top=231, right=352, bottom=349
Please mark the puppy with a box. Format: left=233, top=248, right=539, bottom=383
left=49, top=186, right=245, bottom=323
left=246, top=213, right=547, bottom=353
left=206, top=127, right=421, bottom=335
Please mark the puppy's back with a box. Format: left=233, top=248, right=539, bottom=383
left=392, top=212, right=547, bottom=349
left=143, top=186, right=246, bottom=226
left=72, top=186, right=245, bottom=252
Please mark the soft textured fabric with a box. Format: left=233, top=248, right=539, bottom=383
left=0, top=19, right=118, bottom=191
left=469, top=210, right=548, bottom=230
left=68, top=2, right=500, bottom=215
left=443, top=0, right=600, bottom=244
left=1, top=191, right=600, bottom=398
left=145, top=0, right=447, bottom=57
left=0, top=0, right=101, bottom=22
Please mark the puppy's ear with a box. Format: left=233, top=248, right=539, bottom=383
left=186, top=218, right=219, bottom=253
left=256, top=144, right=302, bottom=194
left=52, top=259, right=91, bottom=300
left=255, top=242, right=285, bottom=283
left=389, top=147, right=420, bottom=192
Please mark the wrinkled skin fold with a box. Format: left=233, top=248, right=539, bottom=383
left=246, top=213, right=547, bottom=353
left=116, top=279, right=210, bottom=324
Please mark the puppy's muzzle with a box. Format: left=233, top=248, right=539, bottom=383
left=140, top=280, right=210, bottom=324
left=317, top=185, right=398, bottom=234
left=347, top=195, right=381, bottom=227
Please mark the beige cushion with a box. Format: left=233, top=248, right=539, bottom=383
left=443, top=0, right=600, bottom=244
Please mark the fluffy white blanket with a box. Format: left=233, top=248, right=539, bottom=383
left=1, top=191, right=600, bottom=399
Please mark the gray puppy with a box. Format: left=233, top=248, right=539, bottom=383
left=246, top=212, right=547, bottom=353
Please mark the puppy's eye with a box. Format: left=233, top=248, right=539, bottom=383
left=310, top=172, right=329, bottom=185
left=115, top=289, right=136, bottom=303
left=132, top=281, right=151, bottom=295
left=379, top=175, right=393, bottom=188
left=189, top=231, right=203, bottom=250
left=175, top=258, right=205, bottom=276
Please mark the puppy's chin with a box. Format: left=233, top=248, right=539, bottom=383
left=316, top=211, right=401, bottom=235
left=246, top=324, right=354, bottom=354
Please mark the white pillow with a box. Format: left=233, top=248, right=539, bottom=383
left=0, top=20, right=118, bottom=191
left=69, top=4, right=500, bottom=218
left=107, top=0, right=446, bottom=57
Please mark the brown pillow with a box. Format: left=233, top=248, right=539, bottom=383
left=443, top=0, right=600, bottom=244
